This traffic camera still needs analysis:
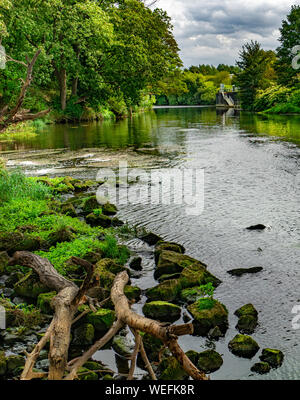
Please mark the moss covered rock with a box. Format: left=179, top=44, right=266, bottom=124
left=60, top=203, right=76, bottom=217
left=142, top=301, right=181, bottom=322
left=87, top=309, right=115, bottom=332
left=81, top=196, right=101, bottom=214
left=180, top=263, right=221, bottom=290
left=228, top=334, right=260, bottom=358
left=185, top=350, right=199, bottom=365
left=73, top=323, right=95, bottom=346
left=146, top=279, right=181, bottom=302
left=86, top=212, right=112, bottom=228
left=235, top=304, right=258, bottom=334
left=0, top=251, right=9, bottom=275
left=197, top=350, right=223, bottom=373
left=140, top=232, right=162, bottom=246
left=158, top=356, right=188, bottom=380
left=102, top=202, right=118, bottom=216
left=0, top=351, right=7, bottom=376
left=251, top=362, right=271, bottom=374
left=124, top=285, right=141, bottom=301
left=112, top=334, right=134, bottom=357
left=0, top=232, right=43, bottom=253
left=155, top=250, right=201, bottom=279
left=187, top=299, right=228, bottom=336
left=46, top=227, right=75, bottom=247
left=14, top=270, right=49, bottom=299
left=180, top=287, right=204, bottom=304
left=140, top=333, right=164, bottom=362
left=6, top=354, right=25, bottom=373
left=154, top=241, right=185, bottom=264
left=37, top=291, right=57, bottom=314
left=259, top=348, right=284, bottom=368
left=77, top=367, right=98, bottom=380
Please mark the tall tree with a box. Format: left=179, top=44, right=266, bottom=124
left=276, top=5, right=300, bottom=86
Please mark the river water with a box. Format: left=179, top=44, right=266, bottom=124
left=1, top=106, right=299, bottom=380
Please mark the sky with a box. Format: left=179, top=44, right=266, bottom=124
left=157, top=0, right=297, bottom=67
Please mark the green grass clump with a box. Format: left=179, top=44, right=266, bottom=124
left=195, top=298, right=217, bottom=311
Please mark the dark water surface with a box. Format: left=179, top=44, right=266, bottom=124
left=1, top=107, right=299, bottom=380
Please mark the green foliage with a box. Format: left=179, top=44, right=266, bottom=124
left=0, top=296, right=43, bottom=328
left=254, top=85, right=292, bottom=111
left=276, top=5, right=300, bottom=86
left=0, top=170, right=51, bottom=203
left=195, top=298, right=217, bottom=311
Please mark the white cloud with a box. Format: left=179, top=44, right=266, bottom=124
left=157, top=0, right=296, bottom=67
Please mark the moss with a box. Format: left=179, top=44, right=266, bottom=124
left=14, top=270, right=49, bottom=299
left=185, top=350, right=199, bottom=365
left=102, top=202, right=118, bottom=216
left=87, top=309, right=115, bottom=332
left=146, top=279, right=181, bottom=302
left=197, top=350, right=223, bottom=373
left=77, top=367, right=98, bottom=380
left=72, top=323, right=95, bottom=346
left=60, top=203, right=77, bottom=217
left=140, top=333, right=164, bottom=362
left=235, top=304, right=258, bottom=334
left=154, top=250, right=198, bottom=279
left=228, top=334, right=260, bottom=358
left=159, top=356, right=188, bottom=380
left=112, top=335, right=134, bottom=357
left=187, top=299, right=228, bottom=336
left=235, top=304, right=258, bottom=318
left=6, top=355, right=25, bottom=373
left=259, top=348, right=284, bottom=368
left=0, top=351, right=7, bottom=376
left=179, top=263, right=221, bottom=289
left=154, top=241, right=185, bottom=263
left=180, top=287, right=205, bottom=304
left=124, top=285, right=141, bottom=301
left=81, top=196, right=101, bottom=214
left=142, top=301, right=181, bottom=322
left=251, top=362, right=271, bottom=374
left=0, top=251, right=9, bottom=275
left=37, top=291, right=57, bottom=314
left=86, top=212, right=112, bottom=228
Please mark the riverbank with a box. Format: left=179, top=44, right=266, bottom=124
left=0, top=167, right=286, bottom=380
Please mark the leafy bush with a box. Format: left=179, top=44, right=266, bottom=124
left=254, top=85, right=292, bottom=111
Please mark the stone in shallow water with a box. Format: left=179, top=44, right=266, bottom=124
left=227, top=267, right=263, bottom=277
left=246, top=224, right=266, bottom=230
left=259, top=348, right=284, bottom=368
left=251, top=362, right=271, bottom=374
left=234, top=303, right=258, bottom=334
left=129, top=256, right=142, bottom=271
left=228, top=334, right=260, bottom=358
left=197, top=350, right=223, bottom=373
left=142, top=301, right=181, bottom=322
left=139, top=232, right=162, bottom=246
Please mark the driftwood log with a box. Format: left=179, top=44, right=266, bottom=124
left=9, top=251, right=208, bottom=381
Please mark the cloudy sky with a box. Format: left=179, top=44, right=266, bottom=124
left=157, top=0, right=296, bottom=67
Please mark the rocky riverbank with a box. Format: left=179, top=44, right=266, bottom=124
left=0, top=171, right=284, bottom=380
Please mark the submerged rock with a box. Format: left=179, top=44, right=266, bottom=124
left=228, top=334, right=260, bottom=358
left=197, top=350, right=223, bottom=373
left=187, top=298, right=228, bottom=336
left=259, top=348, right=284, bottom=368
left=129, top=257, right=142, bottom=271
left=251, top=362, right=271, bottom=374
left=73, top=323, right=95, bottom=346
left=140, top=232, right=162, bottom=246
left=234, top=304, right=258, bottom=334
left=227, top=267, right=263, bottom=277
left=246, top=224, right=266, bottom=230
left=87, top=309, right=115, bottom=333
left=142, top=301, right=181, bottom=322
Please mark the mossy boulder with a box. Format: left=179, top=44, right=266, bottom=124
left=112, top=334, right=135, bottom=357
left=180, top=287, right=204, bottom=304
left=146, top=279, right=181, bottom=302
left=228, top=334, right=260, bottom=358
left=155, top=250, right=201, bottom=279
left=124, top=285, right=141, bottom=301
left=158, top=273, right=182, bottom=283
left=86, top=212, right=112, bottom=228
left=77, top=367, right=98, bottom=380
left=185, top=350, right=199, bottom=365
left=14, top=270, right=49, bottom=299
left=140, top=232, right=162, bottom=246
left=87, top=309, right=115, bottom=333
left=73, top=323, right=95, bottom=346
left=187, top=299, right=228, bottom=336
left=142, top=301, right=181, bottom=322
left=179, top=263, right=221, bottom=290
left=0, top=251, right=9, bottom=275
left=0, top=351, right=6, bottom=376
left=46, top=227, right=76, bottom=247
left=234, top=304, right=258, bottom=334
left=60, top=203, right=76, bottom=217
left=154, top=241, right=185, bottom=264
left=251, top=362, right=271, bottom=374
left=197, top=350, right=223, bottom=373
left=0, top=232, right=42, bottom=254
left=259, top=348, right=284, bottom=368
left=81, top=196, right=101, bottom=214
left=140, top=333, right=164, bottom=362
left=37, top=291, right=57, bottom=314
left=102, top=202, right=118, bottom=216
left=6, top=354, right=25, bottom=373
left=158, top=356, right=188, bottom=380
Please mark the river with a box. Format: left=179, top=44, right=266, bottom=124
left=1, top=106, right=299, bottom=380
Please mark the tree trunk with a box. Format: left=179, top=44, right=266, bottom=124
left=71, top=77, right=78, bottom=97
left=60, top=69, right=67, bottom=111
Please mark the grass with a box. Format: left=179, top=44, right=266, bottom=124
left=195, top=298, right=217, bottom=311
left=0, top=122, right=38, bottom=141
